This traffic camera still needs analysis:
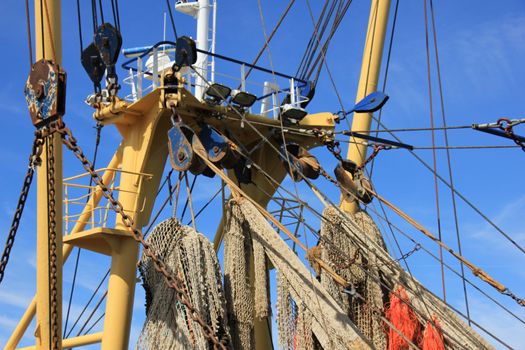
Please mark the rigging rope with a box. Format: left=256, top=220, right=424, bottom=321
left=424, top=0, right=446, bottom=302
left=25, top=0, right=33, bottom=67
left=428, top=0, right=471, bottom=323
left=165, top=0, right=178, bottom=40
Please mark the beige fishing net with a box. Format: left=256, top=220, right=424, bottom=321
left=320, top=206, right=387, bottom=350
left=136, top=218, right=231, bottom=350
left=225, top=199, right=372, bottom=350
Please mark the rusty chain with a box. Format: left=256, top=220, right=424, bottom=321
left=0, top=136, right=44, bottom=285
left=498, top=118, right=525, bottom=152
left=395, top=243, right=421, bottom=263
left=45, top=133, right=60, bottom=350
left=356, top=144, right=389, bottom=172
left=42, top=120, right=229, bottom=349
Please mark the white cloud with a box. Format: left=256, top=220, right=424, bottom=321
left=0, top=289, right=33, bottom=309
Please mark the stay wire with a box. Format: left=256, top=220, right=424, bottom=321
left=242, top=0, right=295, bottom=84
left=42, top=0, right=57, bottom=62
left=25, top=0, right=33, bottom=67
left=180, top=173, right=196, bottom=222
left=304, top=0, right=352, bottom=130
left=40, top=0, right=45, bottom=59
left=65, top=269, right=109, bottom=338
left=91, top=0, right=98, bottom=32
left=76, top=290, right=108, bottom=336
left=429, top=0, right=471, bottom=324
left=369, top=0, right=399, bottom=179
left=76, top=0, right=84, bottom=54
left=165, top=0, right=178, bottom=40
left=299, top=0, right=338, bottom=80
left=98, top=0, right=105, bottom=24
left=370, top=115, right=525, bottom=256
left=424, top=0, right=447, bottom=302
left=63, top=248, right=81, bottom=337
left=295, top=0, right=330, bottom=78
left=64, top=124, right=103, bottom=337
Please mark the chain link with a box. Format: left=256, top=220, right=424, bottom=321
left=45, top=133, right=60, bottom=350
left=395, top=244, right=421, bottom=263
left=498, top=118, right=525, bottom=152
left=502, top=289, right=525, bottom=307
left=356, top=144, right=389, bottom=172
left=0, top=136, right=44, bottom=284
left=45, top=121, right=229, bottom=349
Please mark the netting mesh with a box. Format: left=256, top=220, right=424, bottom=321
left=136, top=218, right=231, bottom=350
left=320, top=206, right=387, bottom=350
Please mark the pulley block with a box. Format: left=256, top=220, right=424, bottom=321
left=334, top=163, right=373, bottom=204
left=198, top=124, right=240, bottom=169
left=168, top=121, right=214, bottom=177
left=280, top=143, right=320, bottom=182
left=81, top=42, right=106, bottom=91
left=94, top=23, right=122, bottom=71
left=173, top=36, right=197, bottom=72
left=24, top=59, right=66, bottom=128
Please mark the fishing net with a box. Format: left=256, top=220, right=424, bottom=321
left=320, top=206, right=388, bottom=350
left=320, top=205, right=495, bottom=350
left=136, top=218, right=231, bottom=350
left=225, top=198, right=371, bottom=350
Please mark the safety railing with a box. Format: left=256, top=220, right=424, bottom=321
left=121, top=41, right=313, bottom=119
left=63, top=168, right=153, bottom=235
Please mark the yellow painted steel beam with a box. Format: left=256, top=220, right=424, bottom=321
left=5, top=151, right=121, bottom=350
left=34, top=0, right=63, bottom=348
left=18, top=332, right=103, bottom=350
left=100, top=98, right=172, bottom=349
left=341, top=0, right=391, bottom=214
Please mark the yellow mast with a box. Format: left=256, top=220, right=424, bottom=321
left=341, top=0, right=391, bottom=214
left=34, top=0, right=63, bottom=348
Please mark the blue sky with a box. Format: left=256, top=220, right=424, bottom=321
left=0, top=0, right=524, bottom=349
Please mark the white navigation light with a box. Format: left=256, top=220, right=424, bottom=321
left=281, top=104, right=307, bottom=123
left=204, top=83, right=231, bottom=104
left=230, top=90, right=257, bottom=108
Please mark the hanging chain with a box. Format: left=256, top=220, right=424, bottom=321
left=0, top=136, right=44, bottom=284
left=498, top=118, right=525, bottom=152
left=395, top=243, right=421, bottom=263
left=356, top=144, right=389, bottom=172
left=45, top=133, right=60, bottom=350
left=312, top=128, right=345, bottom=163
left=41, top=121, right=229, bottom=349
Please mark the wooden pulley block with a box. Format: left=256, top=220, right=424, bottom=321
left=334, top=163, right=373, bottom=204
left=280, top=143, right=320, bottom=182
left=198, top=124, right=240, bottom=169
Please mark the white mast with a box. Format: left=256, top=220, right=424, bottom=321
left=195, top=0, right=210, bottom=100
left=175, top=0, right=214, bottom=100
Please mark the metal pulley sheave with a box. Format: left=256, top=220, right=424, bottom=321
left=197, top=124, right=240, bottom=169
left=168, top=118, right=213, bottom=177
left=334, top=162, right=373, bottom=204
left=279, top=143, right=320, bottom=182
left=24, top=59, right=67, bottom=128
